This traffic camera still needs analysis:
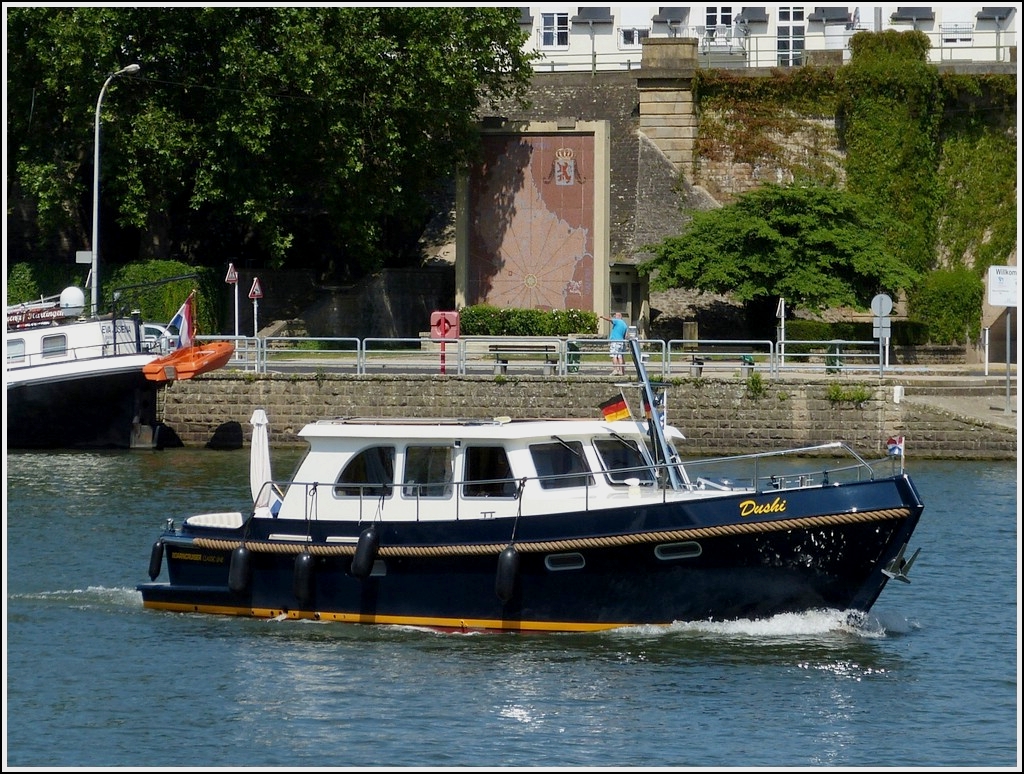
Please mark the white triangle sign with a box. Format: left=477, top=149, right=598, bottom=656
left=248, top=277, right=263, bottom=299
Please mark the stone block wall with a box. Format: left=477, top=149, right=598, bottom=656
left=157, top=372, right=1015, bottom=460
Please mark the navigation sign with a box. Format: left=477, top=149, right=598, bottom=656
left=248, top=277, right=263, bottom=300
left=987, top=265, right=1018, bottom=308
left=430, top=310, right=459, bottom=341
left=225, top=263, right=238, bottom=284
left=430, top=311, right=459, bottom=375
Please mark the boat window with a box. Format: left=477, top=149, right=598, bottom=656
left=544, top=552, right=585, bottom=571
left=334, top=445, right=394, bottom=498
left=463, top=445, right=517, bottom=498
left=403, top=445, right=453, bottom=498
left=41, top=334, right=67, bottom=358
left=530, top=440, right=594, bottom=489
left=594, top=437, right=656, bottom=485
left=7, top=339, right=25, bottom=364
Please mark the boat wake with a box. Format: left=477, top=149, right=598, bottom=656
left=613, top=608, right=918, bottom=640
left=9, top=585, right=142, bottom=610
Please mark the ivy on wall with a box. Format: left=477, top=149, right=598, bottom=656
left=691, top=30, right=1017, bottom=345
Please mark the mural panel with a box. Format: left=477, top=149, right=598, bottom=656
left=467, top=134, right=595, bottom=311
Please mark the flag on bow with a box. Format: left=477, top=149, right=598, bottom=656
left=886, top=435, right=905, bottom=457
left=599, top=395, right=631, bottom=422
left=167, top=292, right=194, bottom=349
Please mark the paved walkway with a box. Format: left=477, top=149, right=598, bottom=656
left=768, top=363, right=1019, bottom=432
left=885, top=366, right=1018, bottom=431
left=900, top=391, right=1019, bottom=430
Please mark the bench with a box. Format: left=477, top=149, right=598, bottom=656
left=489, top=344, right=559, bottom=375
left=689, top=354, right=755, bottom=377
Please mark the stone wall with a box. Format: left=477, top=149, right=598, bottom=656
left=157, top=372, right=1016, bottom=460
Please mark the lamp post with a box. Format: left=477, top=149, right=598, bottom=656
left=91, top=63, right=140, bottom=316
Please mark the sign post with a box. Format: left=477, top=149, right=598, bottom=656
left=225, top=263, right=239, bottom=338
left=430, top=311, right=460, bottom=374
left=249, top=277, right=263, bottom=338
left=776, top=297, right=786, bottom=370
left=987, top=265, right=1018, bottom=414
left=871, top=293, right=893, bottom=378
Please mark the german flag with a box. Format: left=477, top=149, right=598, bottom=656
left=599, top=395, right=631, bottom=422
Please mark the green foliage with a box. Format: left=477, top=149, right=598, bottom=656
left=106, top=259, right=222, bottom=333
left=935, top=131, right=1017, bottom=275
left=908, top=267, right=984, bottom=344
left=6, top=7, right=536, bottom=277
left=825, top=382, right=873, bottom=405
left=459, top=305, right=598, bottom=336
left=693, top=68, right=841, bottom=183
left=785, top=318, right=928, bottom=346
left=640, top=183, right=919, bottom=313
left=837, top=30, right=943, bottom=275
left=745, top=370, right=766, bottom=399
left=6, top=262, right=85, bottom=305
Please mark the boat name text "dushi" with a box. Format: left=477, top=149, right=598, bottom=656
left=739, top=497, right=787, bottom=517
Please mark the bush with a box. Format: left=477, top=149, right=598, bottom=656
left=7, top=262, right=88, bottom=306
left=107, top=260, right=223, bottom=335
left=458, top=305, right=598, bottom=336
left=908, top=268, right=984, bottom=344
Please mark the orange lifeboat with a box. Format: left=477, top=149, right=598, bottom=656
left=144, top=341, right=235, bottom=383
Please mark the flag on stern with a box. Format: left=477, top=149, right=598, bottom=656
left=168, top=292, right=195, bottom=349
left=886, top=435, right=905, bottom=457
left=599, top=395, right=631, bottom=422
left=643, top=394, right=666, bottom=428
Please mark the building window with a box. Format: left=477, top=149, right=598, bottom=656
left=705, top=6, right=733, bottom=28
left=777, top=6, right=805, bottom=66
left=540, top=12, right=570, bottom=48
left=619, top=27, right=649, bottom=48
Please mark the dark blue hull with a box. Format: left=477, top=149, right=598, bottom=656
left=139, top=475, right=924, bottom=632
left=7, top=372, right=160, bottom=449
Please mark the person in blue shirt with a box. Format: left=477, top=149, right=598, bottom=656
left=601, top=311, right=629, bottom=376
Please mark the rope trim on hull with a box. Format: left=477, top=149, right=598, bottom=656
left=190, top=507, right=912, bottom=557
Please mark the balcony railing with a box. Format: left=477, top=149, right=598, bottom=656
left=530, top=25, right=1016, bottom=72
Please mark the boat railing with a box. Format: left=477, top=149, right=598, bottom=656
left=677, top=442, right=886, bottom=491
left=257, top=442, right=896, bottom=525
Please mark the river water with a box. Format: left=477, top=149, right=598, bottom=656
left=3, top=448, right=1020, bottom=769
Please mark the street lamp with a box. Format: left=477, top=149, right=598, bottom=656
left=91, top=63, right=141, bottom=316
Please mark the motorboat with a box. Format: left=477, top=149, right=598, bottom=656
left=138, top=340, right=925, bottom=632
left=143, top=340, right=235, bottom=383
left=6, top=287, right=165, bottom=449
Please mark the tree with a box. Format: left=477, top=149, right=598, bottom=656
left=6, top=7, right=536, bottom=283
left=639, top=183, right=920, bottom=327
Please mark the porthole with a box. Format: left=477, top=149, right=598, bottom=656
left=655, top=541, right=702, bottom=561
left=544, top=552, right=585, bottom=571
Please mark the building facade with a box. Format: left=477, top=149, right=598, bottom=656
left=518, top=5, right=1017, bottom=71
